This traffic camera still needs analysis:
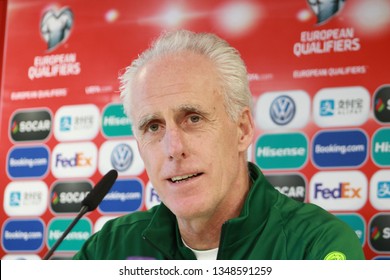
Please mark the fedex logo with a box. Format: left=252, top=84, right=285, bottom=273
left=310, top=171, right=367, bottom=211
left=314, top=182, right=361, bottom=199
left=51, top=142, right=97, bottom=178
left=55, top=153, right=92, bottom=167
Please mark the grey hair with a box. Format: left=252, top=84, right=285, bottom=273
left=119, top=30, right=253, bottom=123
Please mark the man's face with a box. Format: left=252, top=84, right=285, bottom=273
left=129, top=51, right=250, bottom=221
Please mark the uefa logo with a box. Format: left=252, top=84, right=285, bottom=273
left=306, top=0, right=346, bottom=25
left=40, top=6, right=74, bottom=51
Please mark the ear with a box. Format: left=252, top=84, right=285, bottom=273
left=237, top=107, right=255, bottom=152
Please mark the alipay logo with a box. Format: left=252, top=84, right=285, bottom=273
left=320, top=100, right=334, bottom=116
left=4, top=181, right=48, bottom=216
left=54, top=104, right=100, bottom=141
left=60, top=116, right=72, bottom=131
left=370, top=170, right=390, bottom=211
left=313, top=86, right=370, bottom=127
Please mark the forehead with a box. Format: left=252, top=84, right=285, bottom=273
left=130, top=52, right=223, bottom=118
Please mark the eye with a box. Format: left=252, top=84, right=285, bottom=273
left=147, top=123, right=160, bottom=132
left=189, top=115, right=201, bottom=123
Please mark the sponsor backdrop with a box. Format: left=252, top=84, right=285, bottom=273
left=0, top=0, right=389, bottom=260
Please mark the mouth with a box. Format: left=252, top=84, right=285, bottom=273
left=169, top=173, right=203, bottom=183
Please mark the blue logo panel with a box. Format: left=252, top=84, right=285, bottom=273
left=7, top=146, right=49, bottom=178
left=99, top=179, right=143, bottom=213
left=2, top=219, right=44, bottom=252
left=312, top=130, right=368, bottom=168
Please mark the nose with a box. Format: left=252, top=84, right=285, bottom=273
left=163, top=125, right=187, bottom=160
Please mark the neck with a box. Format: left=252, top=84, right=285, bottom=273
left=177, top=164, right=251, bottom=250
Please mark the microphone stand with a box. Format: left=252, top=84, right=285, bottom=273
left=43, top=205, right=89, bottom=260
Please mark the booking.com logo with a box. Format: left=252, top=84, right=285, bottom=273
left=312, top=129, right=368, bottom=168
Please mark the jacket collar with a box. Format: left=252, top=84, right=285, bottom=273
left=142, top=162, right=277, bottom=259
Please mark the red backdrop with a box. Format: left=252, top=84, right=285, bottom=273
left=1, top=0, right=389, bottom=260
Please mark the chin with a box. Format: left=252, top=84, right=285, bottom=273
left=167, top=201, right=209, bottom=220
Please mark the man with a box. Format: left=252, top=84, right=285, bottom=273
left=73, top=30, right=365, bottom=260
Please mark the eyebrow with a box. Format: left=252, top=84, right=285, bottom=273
left=136, top=104, right=209, bottom=131
left=137, top=113, right=161, bottom=131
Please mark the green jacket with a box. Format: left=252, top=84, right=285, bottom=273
left=73, top=163, right=365, bottom=260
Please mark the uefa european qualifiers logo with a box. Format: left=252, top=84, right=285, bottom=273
left=255, top=90, right=310, bottom=130
left=369, top=213, right=390, bottom=253
left=306, top=0, right=346, bottom=25
left=2, top=219, right=45, bottom=252
left=309, top=170, right=368, bottom=211
left=312, top=129, right=368, bottom=168
left=28, top=6, right=80, bottom=80
left=9, top=109, right=52, bottom=142
left=40, top=6, right=73, bottom=51
left=373, top=85, right=390, bottom=123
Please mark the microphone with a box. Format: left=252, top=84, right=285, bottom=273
left=43, top=169, right=118, bottom=260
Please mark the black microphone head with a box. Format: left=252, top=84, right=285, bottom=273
left=81, top=169, right=118, bottom=211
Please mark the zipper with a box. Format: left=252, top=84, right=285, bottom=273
left=216, top=221, right=229, bottom=260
